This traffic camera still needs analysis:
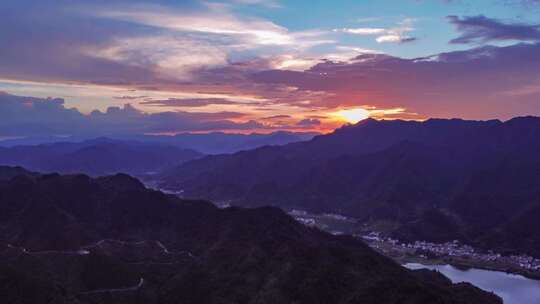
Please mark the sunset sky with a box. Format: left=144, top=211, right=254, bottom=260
left=1, top=0, right=540, bottom=135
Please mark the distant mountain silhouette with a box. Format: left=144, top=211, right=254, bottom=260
left=0, top=138, right=202, bottom=176
left=0, top=131, right=317, bottom=154
left=0, top=166, right=36, bottom=181
left=0, top=167, right=500, bottom=304
left=160, top=117, right=540, bottom=257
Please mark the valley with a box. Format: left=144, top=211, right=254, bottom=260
left=287, top=208, right=540, bottom=280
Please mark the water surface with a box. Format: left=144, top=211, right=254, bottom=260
left=404, top=263, right=540, bottom=304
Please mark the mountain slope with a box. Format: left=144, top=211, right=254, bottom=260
left=159, top=117, right=540, bottom=257
left=0, top=167, right=500, bottom=304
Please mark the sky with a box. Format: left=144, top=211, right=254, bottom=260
left=1, top=0, right=540, bottom=136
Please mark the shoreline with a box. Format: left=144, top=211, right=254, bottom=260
left=412, top=258, right=540, bottom=281
left=388, top=251, right=540, bottom=281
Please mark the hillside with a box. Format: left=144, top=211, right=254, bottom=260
left=0, top=167, right=500, bottom=304
left=159, top=117, right=540, bottom=257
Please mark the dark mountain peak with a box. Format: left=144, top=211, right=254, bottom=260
left=40, top=172, right=63, bottom=180
left=97, top=173, right=146, bottom=191
left=351, top=117, right=503, bottom=130
left=504, top=115, right=540, bottom=127
left=343, top=117, right=382, bottom=129
left=321, top=117, right=509, bottom=148
left=424, top=117, right=501, bottom=127
left=496, top=116, right=540, bottom=147
left=0, top=166, right=35, bottom=181
left=506, top=115, right=540, bottom=122
left=333, top=118, right=417, bottom=134
left=424, top=117, right=463, bottom=124
left=356, top=117, right=380, bottom=125
left=336, top=117, right=506, bottom=132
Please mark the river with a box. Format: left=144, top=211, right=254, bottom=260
left=404, top=263, right=540, bottom=304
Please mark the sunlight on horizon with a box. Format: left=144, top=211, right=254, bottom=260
left=332, top=108, right=370, bottom=124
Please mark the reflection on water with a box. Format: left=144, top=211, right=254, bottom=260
left=404, top=263, right=540, bottom=304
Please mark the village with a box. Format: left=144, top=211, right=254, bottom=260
left=360, top=232, right=540, bottom=279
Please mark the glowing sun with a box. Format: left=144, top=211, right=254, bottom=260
left=332, top=108, right=370, bottom=124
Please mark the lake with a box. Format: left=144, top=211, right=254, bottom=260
left=404, top=263, right=540, bottom=304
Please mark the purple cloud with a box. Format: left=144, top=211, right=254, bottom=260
left=448, top=15, right=540, bottom=44
left=140, top=98, right=242, bottom=108
left=250, top=43, right=540, bottom=119
left=0, top=1, right=171, bottom=86
left=296, top=118, right=321, bottom=126
left=261, top=115, right=292, bottom=120
left=113, top=95, right=148, bottom=100
left=400, top=37, right=418, bottom=43
left=0, top=93, right=265, bottom=136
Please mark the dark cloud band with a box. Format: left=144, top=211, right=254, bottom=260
left=448, top=15, right=540, bottom=44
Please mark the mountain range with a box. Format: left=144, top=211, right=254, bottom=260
left=0, top=166, right=501, bottom=304
left=0, top=131, right=317, bottom=155
left=158, top=117, right=540, bottom=257
left=129, top=131, right=318, bottom=154
left=0, top=138, right=202, bottom=176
